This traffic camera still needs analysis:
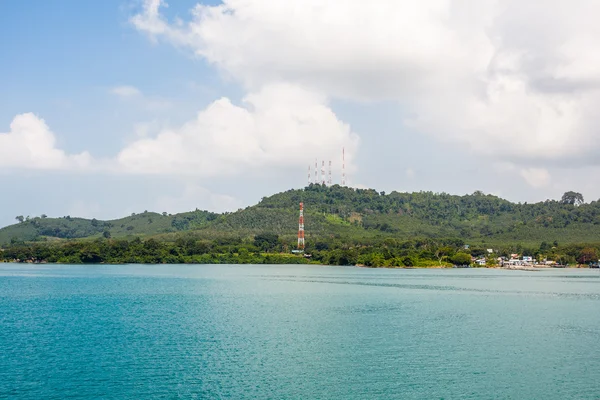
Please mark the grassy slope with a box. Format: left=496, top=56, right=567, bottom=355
left=0, top=210, right=217, bottom=245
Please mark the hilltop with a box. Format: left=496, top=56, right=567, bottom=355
left=2, top=185, right=599, bottom=247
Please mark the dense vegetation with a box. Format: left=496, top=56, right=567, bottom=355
left=1, top=233, right=598, bottom=267
left=2, top=185, right=600, bottom=266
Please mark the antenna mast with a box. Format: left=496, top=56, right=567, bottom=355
left=297, top=202, right=305, bottom=251
left=328, top=161, right=332, bottom=186
left=321, top=161, right=326, bottom=185
left=308, top=165, right=311, bottom=185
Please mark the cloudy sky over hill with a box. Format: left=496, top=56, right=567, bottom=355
left=2, top=0, right=600, bottom=227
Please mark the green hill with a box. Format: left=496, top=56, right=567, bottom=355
left=196, top=185, right=600, bottom=246
left=0, top=210, right=218, bottom=245
left=2, top=185, right=599, bottom=247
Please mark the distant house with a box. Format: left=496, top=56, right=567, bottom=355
left=475, top=258, right=486, bottom=266
left=505, top=258, right=523, bottom=266
left=487, top=249, right=494, bottom=254
left=505, top=256, right=534, bottom=266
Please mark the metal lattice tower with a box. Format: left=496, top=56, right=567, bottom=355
left=308, top=165, right=311, bottom=185
left=321, top=161, right=326, bottom=185
left=297, top=202, right=305, bottom=250
left=328, top=161, right=332, bottom=186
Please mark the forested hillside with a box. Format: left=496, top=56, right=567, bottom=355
left=218, top=185, right=600, bottom=245
left=2, top=185, right=599, bottom=247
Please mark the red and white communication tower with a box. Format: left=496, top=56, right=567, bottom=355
left=297, top=202, right=305, bottom=251
left=321, top=161, right=326, bottom=185
left=342, top=147, right=346, bottom=186
left=328, top=161, right=332, bottom=185
left=314, top=159, right=318, bottom=184
left=307, top=165, right=311, bottom=185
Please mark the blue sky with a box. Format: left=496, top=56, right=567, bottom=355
left=1, top=0, right=228, bottom=155
left=1, top=0, right=599, bottom=227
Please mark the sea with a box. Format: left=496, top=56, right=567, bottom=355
left=1, top=264, right=599, bottom=399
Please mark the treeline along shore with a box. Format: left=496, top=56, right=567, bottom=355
left=1, top=234, right=600, bottom=267
left=2, top=186, right=600, bottom=267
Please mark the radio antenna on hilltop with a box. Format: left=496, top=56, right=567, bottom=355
left=328, top=161, right=332, bottom=186
left=314, top=158, right=318, bottom=185
left=307, top=165, right=311, bottom=185
left=321, top=161, right=326, bottom=185
left=342, top=147, right=346, bottom=186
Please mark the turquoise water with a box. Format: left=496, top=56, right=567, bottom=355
left=1, top=264, right=599, bottom=399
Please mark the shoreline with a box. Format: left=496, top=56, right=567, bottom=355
left=1, top=260, right=597, bottom=271
left=0, top=258, right=594, bottom=270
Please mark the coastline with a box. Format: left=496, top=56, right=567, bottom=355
left=1, top=259, right=597, bottom=270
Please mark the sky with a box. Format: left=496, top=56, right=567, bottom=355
left=2, top=0, right=600, bottom=228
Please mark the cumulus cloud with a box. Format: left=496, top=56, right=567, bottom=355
left=0, top=113, right=91, bottom=170
left=132, top=0, right=492, bottom=98
left=117, top=83, right=359, bottom=176
left=132, top=0, right=600, bottom=166
left=2, top=83, right=357, bottom=179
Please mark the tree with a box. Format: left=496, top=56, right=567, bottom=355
left=171, top=217, right=189, bottom=231
left=41, top=214, right=47, bottom=219
left=560, top=191, right=584, bottom=206
left=577, top=248, right=597, bottom=264
left=434, top=246, right=453, bottom=266
left=451, top=252, right=472, bottom=266
left=486, top=256, right=498, bottom=267
left=401, top=256, right=414, bottom=267
left=103, top=231, right=111, bottom=239
left=254, top=233, right=279, bottom=252
left=15, top=216, right=24, bottom=223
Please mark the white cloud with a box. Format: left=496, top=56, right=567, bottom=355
left=132, top=0, right=600, bottom=165
left=132, top=0, right=493, bottom=98
left=2, top=83, right=358, bottom=179
left=111, top=85, right=142, bottom=97
left=520, top=168, right=551, bottom=188
left=0, top=113, right=91, bottom=170
left=117, top=83, right=359, bottom=176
